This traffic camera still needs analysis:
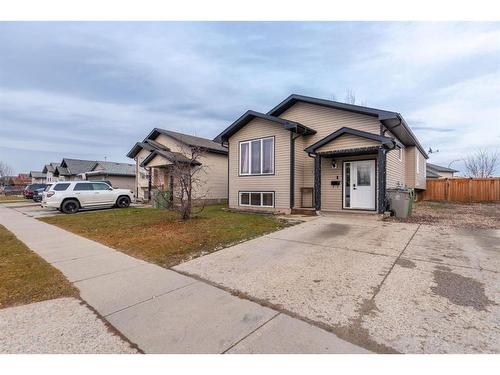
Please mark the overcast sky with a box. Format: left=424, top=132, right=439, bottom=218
left=1, top=22, right=499, bottom=175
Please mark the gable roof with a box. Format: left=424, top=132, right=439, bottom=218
left=147, top=128, right=228, bottom=154
left=126, top=140, right=167, bottom=159
left=59, top=158, right=100, bottom=176
left=305, top=127, right=396, bottom=154
left=426, top=169, right=441, bottom=178
left=42, top=162, right=60, bottom=173
left=87, top=161, right=135, bottom=176
left=214, top=110, right=316, bottom=143
left=267, top=94, right=428, bottom=158
left=140, top=149, right=201, bottom=168
left=427, top=163, right=459, bottom=173
left=54, top=166, right=69, bottom=176
left=29, top=171, right=46, bottom=178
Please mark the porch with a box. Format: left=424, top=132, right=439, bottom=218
left=300, top=127, right=396, bottom=214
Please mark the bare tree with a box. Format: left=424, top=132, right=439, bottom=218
left=463, top=149, right=499, bottom=178
left=0, top=161, right=13, bottom=178
left=344, top=89, right=356, bottom=104
left=149, top=145, right=209, bottom=220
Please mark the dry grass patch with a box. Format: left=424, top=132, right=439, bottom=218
left=0, top=225, right=78, bottom=309
left=389, top=201, right=500, bottom=229
left=0, top=195, right=25, bottom=203
left=40, top=205, right=292, bottom=268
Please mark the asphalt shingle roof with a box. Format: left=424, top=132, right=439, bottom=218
left=152, top=128, right=228, bottom=154
left=90, top=161, right=135, bottom=176
left=427, top=163, right=459, bottom=173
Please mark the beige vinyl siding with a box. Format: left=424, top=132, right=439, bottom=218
left=316, top=134, right=379, bottom=153
left=148, top=133, right=229, bottom=201
left=437, top=171, right=454, bottom=179
left=86, top=175, right=135, bottom=191
left=386, top=146, right=405, bottom=188
left=415, top=148, right=426, bottom=189
left=198, top=152, right=228, bottom=199
left=293, top=135, right=306, bottom=208
left=405, top=147, right=426, bottom=189
left=321, top=155, right=378, bottom=211
left=280, top=102, right=382, bottom=207
left=155, top=134, right=185, bottom=152
left=135, top=148, right=151, bottom=200
left=228, top=117, right=290, bottom=213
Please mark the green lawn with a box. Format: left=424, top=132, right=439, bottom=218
left=40, top=205, right=292, bottom=268
left=0, top=225, right=78, bottom=309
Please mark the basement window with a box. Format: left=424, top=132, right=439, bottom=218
left=239, top=192, right=274, bottom=207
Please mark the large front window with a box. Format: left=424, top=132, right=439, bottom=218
left=239, top=137, right=274, bottom=175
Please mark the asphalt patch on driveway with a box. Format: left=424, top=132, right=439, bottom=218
left=431, top=269, right=495, bottom=311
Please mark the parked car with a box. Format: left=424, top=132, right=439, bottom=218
left=33, top=184, right=52, bottom=202
left=42, top=181, right=133, bottom=214
left=1, top=185, right=24, bottom=196
left=23, top=183, right=48, bottom=199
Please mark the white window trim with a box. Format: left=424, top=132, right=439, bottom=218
left=239, top=191, right=274, bottom=208
left=416, top=152, right=420, bottom=174
left=239, top=137, right=274, bottom=176
left=397, top=146, right=402, bottom=161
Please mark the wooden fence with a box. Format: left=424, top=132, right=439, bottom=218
left=421, top=178, right=500, bottom=203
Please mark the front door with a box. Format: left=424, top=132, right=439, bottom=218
left=343, top=160, right=376, bottom=210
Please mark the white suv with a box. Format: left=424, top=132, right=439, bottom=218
left=42, top=181, right=134, bottom=214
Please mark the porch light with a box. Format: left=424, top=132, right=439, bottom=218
left=331, top=159, right=337, bottom=169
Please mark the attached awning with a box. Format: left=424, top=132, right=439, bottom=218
left=305, top=127, right=396, bottom=155
left=140, top=149, right=201, bottom=168
left=316, top=146, right=380, bottom=158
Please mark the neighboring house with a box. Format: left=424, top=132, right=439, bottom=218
left=42, top=162, right=61, bottom=183
left=79, top=161, right=135, bottom=191
left=127, top=129, right=228, bottom=203
left=9, top=173, right=31, bottom=186
left=215, top=94, right=428, bottom=214
left=426, top=163, right=458, bottom=179
left=29, top=171, right=47, bottom=183
left=53, top=158, right=100, bottom=181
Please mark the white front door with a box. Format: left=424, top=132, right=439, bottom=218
left=343, top=160, right=376, bottom=210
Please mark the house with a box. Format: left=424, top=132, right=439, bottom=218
left=127, top=129, right=228, bottom=203
left=426, top=163, right=458, bottom=179
left=52, top=158, right=101, bottom=181
left=42, top=162, right=61, bottom=183
left=29, top=171, right=47, bottom=183
left=215, top=94, right=428, bottom=214
left=79, top=161, right=135, bottom=191
left=10, top=173, right=31, bottom=186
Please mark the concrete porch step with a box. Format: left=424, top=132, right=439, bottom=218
left=291, top=208, right=317, bottom=216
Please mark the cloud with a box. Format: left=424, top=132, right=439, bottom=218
left=0, top=22, right=499, bottom=175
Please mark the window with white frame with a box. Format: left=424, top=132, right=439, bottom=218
left=239, top=137, right=274, bottom=175
left=239, top=192, right=274, bottom=207
left=416, top=151, right=420, bottom=173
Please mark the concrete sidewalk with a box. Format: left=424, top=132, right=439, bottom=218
left=0, top=205, right=369, bottom=354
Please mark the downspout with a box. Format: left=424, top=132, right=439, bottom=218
left=290, top=131, right=302, bottom=209
left=308, top=152, right=321, bottom=211
left=147, top=166, right=152, bottom=203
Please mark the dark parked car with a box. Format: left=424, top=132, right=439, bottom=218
left=33, top=184, right=52, bottom=202
left=23, top=183, right=48, bottom=199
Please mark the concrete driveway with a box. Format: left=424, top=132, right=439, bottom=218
left=175, top=214, right=500, bottom=353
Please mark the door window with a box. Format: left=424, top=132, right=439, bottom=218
left=357, top=164, right=371, bottom=186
